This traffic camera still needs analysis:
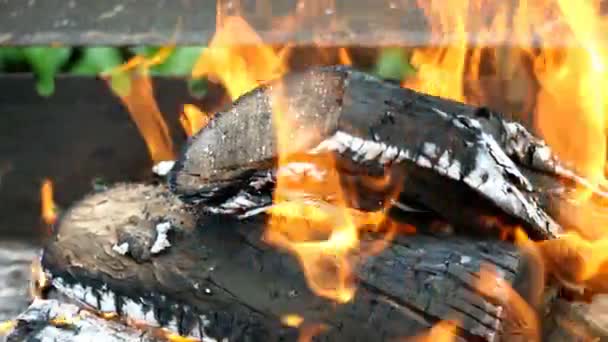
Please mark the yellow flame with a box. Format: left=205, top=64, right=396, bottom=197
left=192, top=15, right=288, bottom=100
left=163, top=331, right=199, bottom=342
left=281, top=314, right=304, bottom=328
left=41, top=178, right=57, bottom=225
left=409, top=320, right=458, bottom=342
left=476, top=264, right=540, bottom=341
left=180, top=104, right=210, bottom=137
left=30, top=257, right=49, bottom=299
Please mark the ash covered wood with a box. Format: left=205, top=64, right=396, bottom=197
left=5, top=299, right=164, bottom=342
left=34, top=183, right=545, bottom=341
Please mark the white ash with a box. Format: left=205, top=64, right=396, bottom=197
left=150, top=222, right=172, bottom=255
left=309, top=125, right=559, bottom=235
left=460, top=255, right=472, bottom=264
left=432, top=107, right=450, bottom=119
left=111, top=242, right=129, bottom=255
left=49, top=275, right=218, bottom=341
left=422, top=142, right=439, bottom=159
left=390, top=199, right=429, bottom=213
left=152, top=160, right=175, bottom=177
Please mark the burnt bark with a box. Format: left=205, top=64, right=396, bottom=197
left=36, top=183, right=545, bottom=342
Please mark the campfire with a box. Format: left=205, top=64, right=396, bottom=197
left=5, top=1, right=608, bottom=341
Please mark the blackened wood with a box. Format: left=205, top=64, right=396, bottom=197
left=41, top=183, right=541, bottom=341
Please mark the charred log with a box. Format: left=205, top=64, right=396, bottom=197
left=6, top=299, right=165, bottom=342
left=169, top=66, right=579, bottom=240
left=38, top=183, right=544, bottom=341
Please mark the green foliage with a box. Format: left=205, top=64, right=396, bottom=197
left=0, top=47, right=25, bottom=70
left=21, top=47, right=72, bottom=97
left=153, top=46, right=203, bottom=76
left=0, top=45, right=415, bottom=98
left=70, top=47, right=124, bottom=75
left=373, top=48, right=416, bottom=82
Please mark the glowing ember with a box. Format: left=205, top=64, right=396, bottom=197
left=40, top=178, right=57, bottom=225
left=180, top=104, right=210, bottom=137
left=281, top=314, right=304, bottom=328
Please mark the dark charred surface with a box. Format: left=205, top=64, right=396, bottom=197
left=171, top=66, right=569, bottom=240
left=40, top=183, right=542, bottom=341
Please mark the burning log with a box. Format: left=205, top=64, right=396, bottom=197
left=6, top=299, right=165, bottom=342
left=33, top=183, right=542, bottom=341
left=169, top=65, right=601, bottom=241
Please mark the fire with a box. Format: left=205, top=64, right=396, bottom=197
left=188, top=8, right=396, bottom=303
left=105, top=48, right=176, bottom=163
left=402, top=0, right=470, bottom=102
left=191, top=15, right=289, bottom=100
left=180, top=104, right=210, bottom=137
left=30, top=257, right=49, bottom=299
left=338, top=47, right=353, bottom=66
left=264, top=79, right=396, bottom=303
left=409, top=320, right=458, bottom=342
left=403, top=0, right=608, bottom=195
left=539, top=231, right=608, bottom=289
left=281, top=314, right=304, bottom=328
left=40, top=178, right=57, bottom=225
left=163, top=331, right=199, bottom=342
left=475, top=264, right=540, bottom=341
left=531, top=0, right=608, bottom=194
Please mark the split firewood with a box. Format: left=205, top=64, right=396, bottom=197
left=170, top=65, right=605, bottom=241
left=35, top=183, right=542, bottom=341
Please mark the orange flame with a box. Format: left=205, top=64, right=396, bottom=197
left=281, top=314, right=304, bottom=328
left=180, top=104, right=210, bottom=137
left=192, top=15, right=289, bottom=100
left=403, top=1, right=608, bottom=196
left=338, top=47, right=353, bottom=66
left=409, top=320, right=458, bottom=342
left=41, top=179, right=57, bottom=225
left=476, top=263, right=540, bottom=341
left=106, top=48, right=176, bottom=163
left=263, top=79, right=394, bottom=302
left=531, top=0, right=608, bottom=196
